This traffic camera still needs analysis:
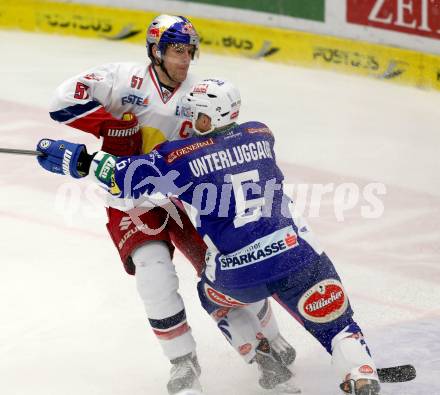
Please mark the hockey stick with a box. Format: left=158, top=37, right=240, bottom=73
left=0, top=148, right=44, bottom=156
left=0, top=150, right=421, bottom=386
left=341, top=365, right=416, bottom=394
left=377, top=364, right=416, bottom=383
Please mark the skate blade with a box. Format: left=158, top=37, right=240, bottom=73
left=174, top=390, right=203, bottom=395
left=265, top=388, right=301, bottom=394
left=265, top=379, right=301, bottom=394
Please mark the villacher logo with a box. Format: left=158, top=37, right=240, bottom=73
left=298, top=279, right=349, bottom=323
left=204, top=284, right=247, bottom=308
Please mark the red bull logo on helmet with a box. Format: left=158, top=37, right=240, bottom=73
left=181, top=22, right=196, bottom=35
left=148, top=25, right=168, bottom=41
left=193, top=84, right=209, bottom=93
left=149, top=27, right=160, bottom=38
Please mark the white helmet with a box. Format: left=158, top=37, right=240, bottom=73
left=179, top=78, right=241, bottom=135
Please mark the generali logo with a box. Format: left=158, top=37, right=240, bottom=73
left=166, top=138, right=214, bottom=163
left=297, top=279, right=349, bottom=323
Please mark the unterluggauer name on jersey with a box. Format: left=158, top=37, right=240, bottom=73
left=188, top=140, right=273, bottom=177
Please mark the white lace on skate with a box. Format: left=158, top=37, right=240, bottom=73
left=167, top=354, right=203, bottom=395
left=255, top=339, right=301, bottom=394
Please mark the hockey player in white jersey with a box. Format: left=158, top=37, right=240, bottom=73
left=47, top=15, right=296, bottom=394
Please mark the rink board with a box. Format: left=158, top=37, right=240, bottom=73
left=1, top=0, right=440, bottom=91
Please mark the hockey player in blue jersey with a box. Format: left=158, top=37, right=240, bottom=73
left=36, top=78, right=382, bottom=395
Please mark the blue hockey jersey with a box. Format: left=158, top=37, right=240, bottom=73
left=107, top=121, right=322, bottom=289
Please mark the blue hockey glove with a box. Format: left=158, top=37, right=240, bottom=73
left=36, top=138, right=90, bottom=178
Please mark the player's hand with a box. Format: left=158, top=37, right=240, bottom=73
left=36, top=138, right=90, bottom=178
left=100, top=112, right=142, bottom=156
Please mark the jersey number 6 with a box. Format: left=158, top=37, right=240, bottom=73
left=230, top=170, right=265, bottom=228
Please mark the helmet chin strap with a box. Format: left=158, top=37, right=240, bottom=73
left=153, top=48, right=179, bottom=86
left=160, top=61, right=178, bottom=85
left=193, top=124, right=214, bottom=136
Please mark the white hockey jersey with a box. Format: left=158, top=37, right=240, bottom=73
left=49, top=62, right=198, bottom=153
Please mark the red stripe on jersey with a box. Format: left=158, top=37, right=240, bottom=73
left=68, top=106, right=115, bottom=137
left=148, top=65, right=182, bottom=104
left=152, top=322, right=190, bottom=340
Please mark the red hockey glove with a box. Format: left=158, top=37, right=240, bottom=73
left=100, top=113, right=142, bottom=156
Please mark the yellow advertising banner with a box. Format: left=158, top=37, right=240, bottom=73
left=1, top=0, right=440, bottom=91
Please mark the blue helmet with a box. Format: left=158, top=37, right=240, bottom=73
left=146, top=15, right=200, bottom=61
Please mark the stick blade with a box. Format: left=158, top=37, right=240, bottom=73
left=378, top=364, right=416, bottom=383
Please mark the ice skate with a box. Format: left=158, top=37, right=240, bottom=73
left=167, top=353, right=203, bottom=395
left=340, top=378, right=380, bottom=395
left=340, top=366, right=381, bottom=395
left=254, top=338, right=301, bottom=393
left=270, top=334, right=296, bottom=367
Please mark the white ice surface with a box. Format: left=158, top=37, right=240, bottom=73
left=0, top=31, right=439, bottom=395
